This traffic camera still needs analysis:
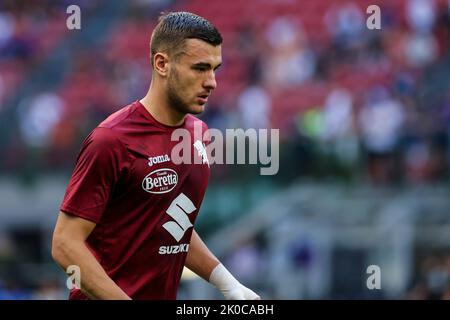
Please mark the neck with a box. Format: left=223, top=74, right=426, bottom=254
left=140, top=81, right=186, bottom=127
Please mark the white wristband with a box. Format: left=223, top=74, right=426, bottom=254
left=209, top=263, right=240, bottom=290
left=209, top=263, right=261, bottom=300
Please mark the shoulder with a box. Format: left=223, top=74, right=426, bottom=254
left=77, top=126, right=130, bottom=166
left=82, top=127, right=125, bottom=154
left=98, top=101, right=140, bottom=130
left=89, top=126, right=121, bottom=142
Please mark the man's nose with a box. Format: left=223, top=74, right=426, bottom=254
left=203, top=71, right=217, bottom=90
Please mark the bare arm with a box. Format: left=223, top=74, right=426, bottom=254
left=185, top=229, right=260, bottom=300
left=51, top=211, right=131, bottom=300
left=185, top=229, right=220, bottom=281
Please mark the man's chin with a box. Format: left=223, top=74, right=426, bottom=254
left=189, top=104, right=205, bottom=115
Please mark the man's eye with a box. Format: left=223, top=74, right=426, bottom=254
left=194, top=67, right=207, bottom=72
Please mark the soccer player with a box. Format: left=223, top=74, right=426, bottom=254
left=51, top=12, right=260, bottom=300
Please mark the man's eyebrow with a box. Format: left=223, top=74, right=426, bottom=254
left=192, top=62, right=222, bottom=70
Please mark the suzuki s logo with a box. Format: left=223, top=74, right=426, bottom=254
left=142, top=168, right=178, bottom=194
left=163, top=193, right=196, bottom=242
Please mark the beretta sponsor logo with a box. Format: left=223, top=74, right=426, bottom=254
left=142, top=168, right=178, bottom=194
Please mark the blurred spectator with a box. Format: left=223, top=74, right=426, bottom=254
left=17, top=92, right=65, bottom=148
left=403, top=142, right=432, bottom=184
left=407, top=0, right=437, bottom=34
left=322, top=89, right=359, bottom=166
left=358, top=87, right=405, bottom=184
left=237, top=85, right=271, bottom=130
left=325, top=2, right=365, bottom=51
left=406, top=254, right=450, bottom=300
left=0, top=12, right=14, bottom=50
left=264, top=17, right=316, bottom=89
left=405, top=32, right=438, bottom=67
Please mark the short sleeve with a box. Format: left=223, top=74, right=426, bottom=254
left=60, top=127, right=129, bottom=223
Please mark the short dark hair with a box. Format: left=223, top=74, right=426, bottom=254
left=150, top=11, right=223, bottom=67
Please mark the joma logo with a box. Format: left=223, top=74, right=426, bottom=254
left=148, top=154, right=170, bottom=166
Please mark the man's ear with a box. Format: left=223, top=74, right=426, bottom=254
left=153, top=52, right=169, bottom=77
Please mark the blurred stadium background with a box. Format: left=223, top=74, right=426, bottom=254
left=0, top=0, right=449, bottom=299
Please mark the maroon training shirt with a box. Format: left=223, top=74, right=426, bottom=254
left=60, top=101, right=210, bottom=299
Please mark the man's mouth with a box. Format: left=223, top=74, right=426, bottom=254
left=197, top=94, right=209, bottom=104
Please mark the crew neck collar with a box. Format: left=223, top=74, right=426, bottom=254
left=136, top=100, right=186, bottom=129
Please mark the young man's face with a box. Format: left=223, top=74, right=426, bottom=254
left=166, top=38, right=222, bottom=115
